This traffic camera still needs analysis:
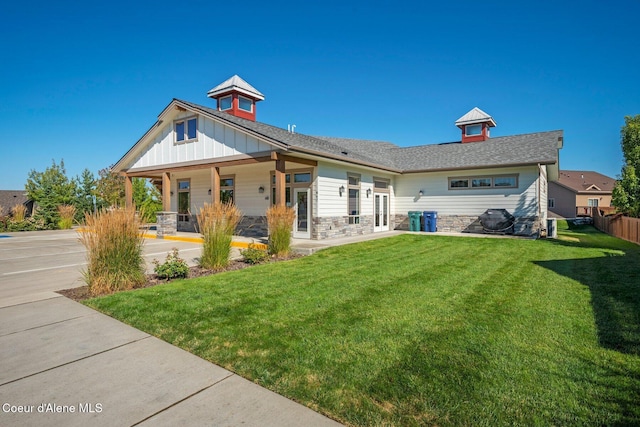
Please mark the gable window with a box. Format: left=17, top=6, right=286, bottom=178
left=449, top=174, right=518, bottom=190
left=548, top=198, right=555, bottom=208
left=175, top=117, right=197, bottom=143
left=465, top=124, right=482, bottom=136
left=348, top=174, right=360, bottom=225
left=238, top=96, right=253, bottom=112
left=220, top=176, right=235, bottom=204
left=219, top=96, right=232, bottom=111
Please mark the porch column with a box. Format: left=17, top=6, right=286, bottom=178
left=124, top=175, right=133, bottom=209
left=162, top=172, right=171, bottom=211
left=275, top=158, right=286, bottom=206
left=211, top=166, right=220, bottom=204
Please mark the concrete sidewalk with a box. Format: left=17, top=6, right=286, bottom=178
left=0, top=230, right=341, bottom=426
left=0, top=295, right=342, bottom=426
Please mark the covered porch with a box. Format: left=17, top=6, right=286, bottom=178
left=122, top=152, right=317, bottom=238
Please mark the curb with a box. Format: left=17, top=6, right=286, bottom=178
left=141, top=233, right=268, bottom=250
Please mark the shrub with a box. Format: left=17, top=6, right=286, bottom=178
left=153, top=248, right=189, bottom=280
left=79, top=208, right=146, bottom=296
left=11, top=204, right=26, bottom=223
left=7, top=217, right=47, bottom=232
left=241, top=244, right=270, bottom=264
left=58, top=204, right=76, bottom=229
left=266, top=205, right=295, bottom=257
left=197, top=202, right=242, bottom=270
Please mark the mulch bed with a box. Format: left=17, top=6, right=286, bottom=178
left=57, top=255, right=301, bottom=302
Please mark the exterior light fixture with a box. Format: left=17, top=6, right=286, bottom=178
left=258, top=186, right=265, bottom=194
left=170, top=191, right=174, bottom=196
left=418, top=190, right=424, bottom=196
left=208, top=189, right=212, bottom=195
left=339, top=185, right=345, bottom=196
left=366, top=188, right=372, bottom=198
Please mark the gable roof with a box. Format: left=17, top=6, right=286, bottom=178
left=114, top=98, right=562, bottom=175
left=0, top=190, right=30, bottom=215
left=554, top=170, right=616, bottom=193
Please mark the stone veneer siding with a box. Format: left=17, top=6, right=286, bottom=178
left=312, top=215, right=375, bottom=240
left=156, top=212, right=177, bottom=238
left=236, top=216, right=269, bottom=238
left=394, top=213, right=541, bottom=237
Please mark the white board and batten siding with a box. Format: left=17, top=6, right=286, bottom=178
left=394, top=166, right=542, bottom=217
left=315, top=162, right=395, bottom=218
left=129, top=113, right=273, bottom=170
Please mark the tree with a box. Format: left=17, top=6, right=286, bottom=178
left=132, top=178, right=162, bottom=223
left=25, top=159, right=76, bottom=228
left=612, top=115, right=640, bottom=217
left=74, top=168, right=97, bottom=222
left=95, top=168, right=125, bottom=208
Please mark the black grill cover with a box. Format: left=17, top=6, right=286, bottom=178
left=479, top=209, right=515, bottom=233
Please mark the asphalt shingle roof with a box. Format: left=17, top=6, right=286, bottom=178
left=169, top=99, right=561, bottom=174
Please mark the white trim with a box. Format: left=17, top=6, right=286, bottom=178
left=219, top=95, right=232, bottom=111
left=238, top=95, right=254, bottom=113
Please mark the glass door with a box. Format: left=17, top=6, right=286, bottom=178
left=293, top=188, right=311, bottom=239
left=374, top=193, right=389, bottom=232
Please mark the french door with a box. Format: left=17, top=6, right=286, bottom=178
left=374, top=193, right=389, bottom=232
left=293, top=188, right=311, bottom=239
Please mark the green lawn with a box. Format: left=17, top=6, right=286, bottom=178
left=86, top=222, right=640, bottom=426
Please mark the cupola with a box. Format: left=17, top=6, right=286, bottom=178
left=207, top=75, right=265, bottom=121
left=455, top=107, right=496, bottom=143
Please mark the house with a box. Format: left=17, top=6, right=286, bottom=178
left=113, top=75, right=563, bottom=239
left=548, top=170, right=615, bottom=218
left=0, top=190, right=34, bottom=218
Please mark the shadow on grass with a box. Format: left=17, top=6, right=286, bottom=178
left=536, top=229, right=640, bottom=355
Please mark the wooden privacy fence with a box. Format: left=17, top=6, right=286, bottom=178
left=593, top=208, right=640, bottom=245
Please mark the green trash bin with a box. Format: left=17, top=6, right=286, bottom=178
left=408, top=211, right=422, bottom=231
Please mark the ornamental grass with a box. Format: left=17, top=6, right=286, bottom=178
left=11, top=204, right=26, bottom=223
left=79, top=208, right=146, bottom=296
left=197, top=202, right=242, bottom=270
left=266, top=204, right=295, bottom=257
left=57, top=204, right=76, bottom=229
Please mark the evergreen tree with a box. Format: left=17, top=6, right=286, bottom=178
left=74, top=168, right=97, bottom=222
left=612, top=115, right=640, bottom=217
left=25, top=159, right=76, bottom=229
left=95, top=168, right=125, bottom=208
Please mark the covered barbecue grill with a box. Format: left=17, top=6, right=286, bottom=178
left=479, top=209, right=515, bottom=234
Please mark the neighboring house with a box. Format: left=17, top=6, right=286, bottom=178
left=548, top=170, right=615, bottom=218
left=0, top=190, right=34, bottom=218
left=113, top=75, right=563, bottom=239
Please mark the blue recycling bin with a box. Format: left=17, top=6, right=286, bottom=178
left=423, top=211, right=437, bottom=232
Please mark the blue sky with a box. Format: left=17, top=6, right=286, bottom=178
left=1, top=0, right=638, bottom=189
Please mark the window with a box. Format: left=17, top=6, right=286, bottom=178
left=465, top=124, right=482, bottom=136
left=374, top=179, right=389, bottom=190
left=238, top=96, right=253, bottom=112
left=175, top=117, right=197, bottom=143
left=449, top=174, right=518, bottom=190
left=548, top=198, right=555, bottom=208
left=472, top=178, right=492, bottom=188
left=177, top=179, right=190, bottom=222
left=494, top=176, right=517, bottom=187
left=450, top=179, right=469, bottom=188
left=270, top=169, right=312, bottom=206
left=219, top=96, right=232, bottom=111
left=348, top=174, right=360, bottom=225
left=220, top=176, right=234, bottom=204
left=588, top=198, right=599, bottom=207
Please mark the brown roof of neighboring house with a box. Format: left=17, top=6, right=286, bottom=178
left=0, top=190, right=31, bottom=215
left=554, top=170, right=616, bottom=193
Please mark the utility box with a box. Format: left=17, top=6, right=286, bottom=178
left=408, top=211, right=422, bottom=232
left=423, top=211, right=438, bottom=232
left=547, top=218, right=557, bottom=238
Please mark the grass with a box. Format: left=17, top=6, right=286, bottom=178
left=85, top=221, right=640, bottom=426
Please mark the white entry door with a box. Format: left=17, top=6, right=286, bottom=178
left=293, top=188, right=311, bottom=239
left=374, top=193, right=389, bottom=232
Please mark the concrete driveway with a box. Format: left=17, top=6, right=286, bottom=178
left=0, top=230, right=341, bottom=426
